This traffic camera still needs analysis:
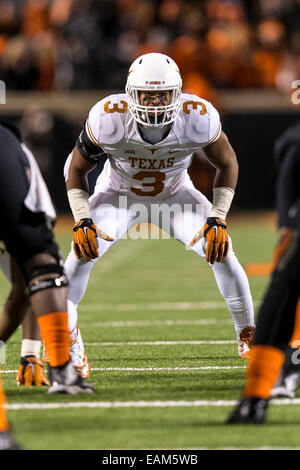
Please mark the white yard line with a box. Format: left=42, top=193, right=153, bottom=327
left=5, top=398, right=300, bottom=411
left=0, top=365, right=245, bottom=374
left=79, top=301, right=260, bottom=312
left=79, top=319, right=233, bottom=328
left=85, top=340, right=236, bottom=346
left=89, top=366, right=246, bottom=371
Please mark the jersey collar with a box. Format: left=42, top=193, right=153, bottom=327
left=125, top=110, right=184, bottom=145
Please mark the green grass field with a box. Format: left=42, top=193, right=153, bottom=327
left=1, top=213, right=300, bottom=450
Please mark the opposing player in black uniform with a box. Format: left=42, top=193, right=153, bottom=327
left=227, top=120, right=300, bottom=424
left=0, top=122, right=93, bottom=450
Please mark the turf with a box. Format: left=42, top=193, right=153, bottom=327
left=2, top=213, right=300, bottom=450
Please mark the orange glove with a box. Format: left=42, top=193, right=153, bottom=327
left=189, top=217, right=229, bottom=264
left=73, top=218, right=114, bottom=262
left=17, top=356, right=50, bottom=386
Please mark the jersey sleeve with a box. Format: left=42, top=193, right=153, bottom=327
left=84, top=94, right=127, bottom=147
left=85, top=102, right=102, bottom=147
left=182, top=94, right=222, bottom=147
left=204, top=102, right=222, bottom=147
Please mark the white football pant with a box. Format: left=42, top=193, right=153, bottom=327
left=65, top=184, right=255, bottom=336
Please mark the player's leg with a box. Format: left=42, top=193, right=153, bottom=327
left=17, top=306, right=49, bottom=387
left=0, top=373, right=20, bottom=450
left=0, top=248, right=28, bottom=341
left=227, top=229, right=300, bottom=423
left=0, top=374, right=8, bottom=434
left=163, top=185, right=255, bottom=356
left=65, top=190, right=138, bottom=344
left=0, top=250, right=50, bottom=386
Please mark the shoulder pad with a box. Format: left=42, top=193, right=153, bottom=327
left=181, top=94, right=221, bottom=146
left=86, top=94, right=128, bottom=146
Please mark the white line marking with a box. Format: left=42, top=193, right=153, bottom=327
left=79, top=301, right=260, bottom=312
left=89, top=366, right=246, bottom=371
left=85, top=340, right=236, bottom=346
left=79, top=319, right=233, bottom=328
left=0, top=370, right=18, bottom=373
left=5, top=398, right=300, bottom=411
left=0, top=365, right=245, bottom=374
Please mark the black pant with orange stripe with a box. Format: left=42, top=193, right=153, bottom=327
left=254, top=228, right=300, bottom=350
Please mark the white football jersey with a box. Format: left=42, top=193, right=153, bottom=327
left=85, top=93, right=221, bottom=200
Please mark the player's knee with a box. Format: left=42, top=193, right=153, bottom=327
left=24, top=254, right=68, bottom=297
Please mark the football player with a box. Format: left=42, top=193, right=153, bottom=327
left=227, top=120, right=300, bottom=424
left=0, top=122, right=93, bottom=449
left=64, top=53, right=255, bottom=359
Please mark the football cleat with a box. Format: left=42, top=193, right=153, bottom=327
left=17, top=356, right=50, bottom=387
left=271, top=347, right=300, bottom=398
left=69, top=327, right=90, bottom=378
left=48, top=361, right=94, bottom=395
left=43, top=326, right=90, bottom=378
left=271, top=375, right=299, bottom=398
left=238, top=326, right=256, bottom=358
left=227, top=396, right=269, bottom=424
left=0, top=429, right=20, bottom=450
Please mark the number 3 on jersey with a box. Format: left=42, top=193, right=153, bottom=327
left=104, top=101, right=128, bottom=113
left=183, top=101, right=207, bottom=115
left=131, top=171, right=165, bottom=197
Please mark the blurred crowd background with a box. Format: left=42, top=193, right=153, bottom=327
left=0, top=0, right=299, bottom=212
left=1, top=0, right=300, bottom=101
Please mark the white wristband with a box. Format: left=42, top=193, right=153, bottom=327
left=67, top=188, right=90, bottom=221
left=210, top=187, right=235, bottom=220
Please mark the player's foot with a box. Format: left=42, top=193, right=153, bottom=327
left=17, top=356, right=50, bottom=386
left=238, top=326, right=256, bottom=358
left=69, top=327, right=90, bottom=378
left=271, top=371, right=300, bottom=398
left=43, top=326, right=90, bottom=378
left=271, top=347, right=300, bottom=398
left=227, top=396, right=269, bottom=424
left=48, top=361, right=94, bottom=395
left=0, top=429, right=20, bottom=450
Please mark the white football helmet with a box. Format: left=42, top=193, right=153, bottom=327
left=125, top=53, right=182, bottom=128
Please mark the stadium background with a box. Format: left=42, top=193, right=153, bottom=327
left=1, top=0, right=300, bottom=451
left=0, top=0, right=299, bottom=212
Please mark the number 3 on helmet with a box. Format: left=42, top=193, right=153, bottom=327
left=125, top=53, right=182, bottom=128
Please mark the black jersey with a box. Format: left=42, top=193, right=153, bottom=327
left=273, top=121, right=300, bottom=230
left=0, top=123, right=59, bottom=270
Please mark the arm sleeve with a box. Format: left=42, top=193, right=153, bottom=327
left=76, top=103, right=106, bottom=164
left=203, top=102, right=222, bottom=147
left=85, top=102, right=101, bottom=146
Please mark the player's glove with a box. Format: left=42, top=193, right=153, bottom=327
left=73, top=218, right=114, bottom=262
left=189, top=217, right=229, bottom=264
left=17, top=356, right=50, bottom=387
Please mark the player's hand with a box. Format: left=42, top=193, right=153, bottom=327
left=189, top=217, right=229, bottom=264
left=17, top=356, right=50, bottom=387
left=73, top=218, right=114, bottom=262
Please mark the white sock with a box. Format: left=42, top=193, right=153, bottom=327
left=225, top=295, right=255, bottom=336
left=68, top=299, right=78, bottom=334
left=21, top=339, right=41, bottom=358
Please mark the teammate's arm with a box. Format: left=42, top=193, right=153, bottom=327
left=66, top=144, right=114, bottom=262
left=189, top=132, right=238, bottom=263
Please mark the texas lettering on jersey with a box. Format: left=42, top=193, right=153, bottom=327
left=85, top=93, right=221, bottom=199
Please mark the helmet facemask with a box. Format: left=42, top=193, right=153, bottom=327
left=126, top=85, right=181, bottom=128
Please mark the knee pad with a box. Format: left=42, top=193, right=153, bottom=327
left=26, top=262, right=68, bottom=296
